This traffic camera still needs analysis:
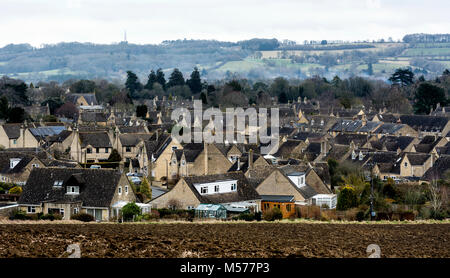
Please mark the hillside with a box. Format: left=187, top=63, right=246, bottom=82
left=0, top=34, right=449, bottom=83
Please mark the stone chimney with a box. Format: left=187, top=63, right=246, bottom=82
left=248, top=149, right=254, bottom=170
left=204, top=141, right=208, bottom=175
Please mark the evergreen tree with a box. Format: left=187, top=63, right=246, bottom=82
left=107, top=149, right=122, bottom=163
left=0, top=96, right=9, bottom=120
left=140, top=177, right=152, bottom=201
left=389, top=68, right=414, bottom=87
left=144, top=70, right=157, bottom=90
left=413, top=82, right=446, bottom=114
left=167, top=68, right=185, bottom=88
left=136, top=104, right=148, bottom=118
left=186, top=67, right=202, bottom=94
left=7, top=107, right=26, bottom=123
left=125, top=71, right=142, bottom=98
left=156, top=68, right=166, bottom=90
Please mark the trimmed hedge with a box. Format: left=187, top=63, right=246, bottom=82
left=71, top=213, right=95, bottom=222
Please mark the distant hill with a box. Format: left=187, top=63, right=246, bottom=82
left=0, top=35, right=449, bottom=83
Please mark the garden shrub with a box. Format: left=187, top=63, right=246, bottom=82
left=356, top=210, right=366, bottom=221
left=121, top=202, right=141, bottom=221
left=337, top=185, right=358, bottom=211
left=255, top=211, right=262, bottom=221
left=8, top=186, right=22, bottom=195
left=237, top=213, right=255, bottom=221
left=9, top=209, right=30, bottom=220
left=71, top=213, right=95, bottom=222
left=263, top=207, right=283, bottom=221
left=40, top=213, right=62, bottom=221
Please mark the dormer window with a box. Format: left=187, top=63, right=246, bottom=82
left=54, top=180, right=63, bottom=187
left=359, top=152, right=364, bottom=161
left=214, top=185, right=219, bottom=193
left=126, top=147, right=131, bottom=152
left=181, top=160, right=185, bottom=165
left=10, top=158, right=21, bottom=169
left=87, top=148, right=92, bottom=154
left=201, top=186, right=208, bottom=194
left=118, top=186, right=122, bottom=195
left=66, top=186, right=79, bottom=194
left=351, top=151, right=357, bottom=160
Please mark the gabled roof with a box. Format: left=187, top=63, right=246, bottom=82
left=422, top=155, right=450, bottom=181
left=19, top=168, right=125, bottom=207
left=2, top=124, right=21, bottom=139
left=79, top=132, right=112, bottom=148
left=404, top=153, right=430, bottom=166
left=0, top=153, right=37, bottom=175
left=119, top=134, right=152, bottom=147
left=400, top=115, right=448, bottom=132
left=332, top=134, right=368, bottom=146
left=118, top=126, right=148, bottom=134
left=182, top=172, right=261, bottom=204
left=274, top=140, right=303, bottom=158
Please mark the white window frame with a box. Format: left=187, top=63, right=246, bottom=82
left=214, top=185, right=219, bottom=193
left=201, top=186, right=208, bottom=194
left=231, top=183, right=237, bottom=191
left=73, top=207, right=79, bottom=215
left=27, top=206, right=36, bottom=214
left=118, top=186, right=122, bottom=195
left=125, top=186, right=128, bottom=194
left=66, top=186, right=79, bottom=194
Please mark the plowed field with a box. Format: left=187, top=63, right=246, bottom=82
left=0, top=223, right=448, bottom=258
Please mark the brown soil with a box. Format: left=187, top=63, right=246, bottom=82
left=0, top=223, right=448, bottom=258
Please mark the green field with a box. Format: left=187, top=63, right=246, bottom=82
left=402, top=48, right=450, bottom=57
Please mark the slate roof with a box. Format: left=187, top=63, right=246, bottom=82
left=373, top=113, right=398, bottom=123
left=374, top=123, right=404, bottom=134
left=332, top=134, right=368, bottom=146
left=422, top=155, right=450, bottom=181
left=181, top=172, right=261, bottom=204
left=0, top=153, right=36, bottom=175
left=66, top=94, right=98, bottom=105
left=79, top=132, right=112, bottom=148
left=358, top=121, right=383, bottom=133
left=274, top=140, right=303, bottom=158
left=292, top=132, right=323, bottom=141
left=330, top=120, right=363, bottom=133
left=404, top=153, right=430, bottom=166
left=400, top=115, right=448, bottom=132
left=19, top=168, right=125, bottom=207
left=48, top=130, right=72, bottom=143
left=2, top=124, right=21, bottom=139
left=80, top=112, right=108, bottom=123
left=118, top=126, right=148, bottom=134
left=119, top=134, right=152, bottom=147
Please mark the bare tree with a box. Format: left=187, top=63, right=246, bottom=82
left=428, top=179, right=443, bottom=216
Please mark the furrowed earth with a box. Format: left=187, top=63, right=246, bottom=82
left=0, top=223, right=448, bottom=258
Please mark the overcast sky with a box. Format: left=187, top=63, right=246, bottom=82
left=0, top=0, right=449, bottom=47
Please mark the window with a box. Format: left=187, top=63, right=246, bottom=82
left=187, top=206, right=194, bottom=210
left=87, top=148, right=92, bottom=154
left=32, top=164, right=39, bottom=168
left=54, top=180, right=63, bottom=187
left=172, top=146, right=178, bottom=151
left=126, top=147, right=131, bottom=152
left=118, top=186, right=122, bottom=195
left=404, top=162, right=408, bottom=167
left=214, top=185, right=219, bottom=193
left=125, top=186, right=128, bottom=194
left=201, top=186, right=208, bottom=194
left=27, top=206, right=36, bottom=213
left=105, top=148, right=109, bottom=153
left=73, top=208, right=79, bottom=215
left=13, top=139, right=17, bottom=144
left=231, top=183, right=237, bottom=191
left=67, top=186, right=79, bottom=194
left=60, top=208, right=64, bottom=218
left=181, top=160, right=185, bottom=165
left=286, top=204, right=291, bottom=212
left=96, top=148, right=100, bottom=153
